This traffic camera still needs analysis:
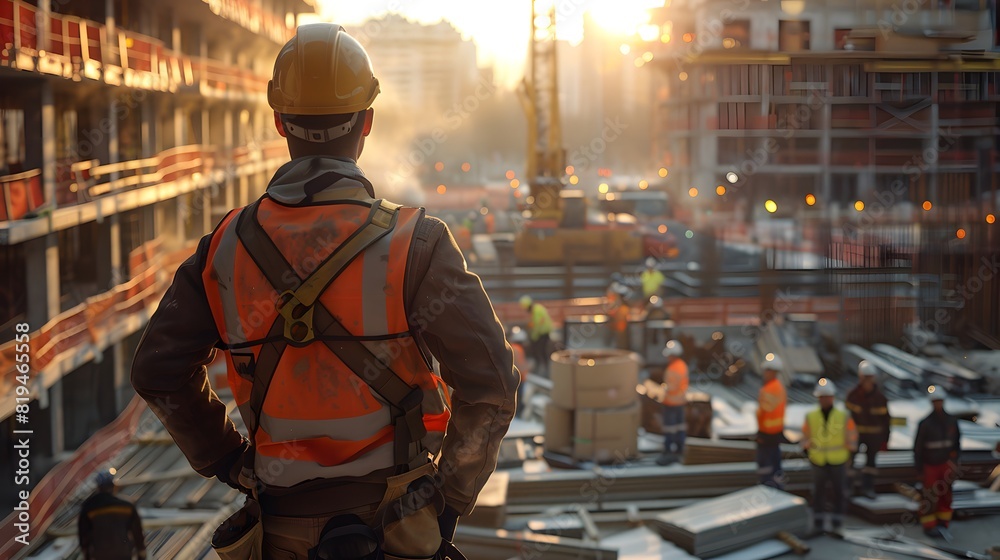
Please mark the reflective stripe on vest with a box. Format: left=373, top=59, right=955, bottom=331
left=806, top=408, right=851, bottom=466
left=203, top=195, right=450, bottom=488
left=925, top=439, right=953, bottom=450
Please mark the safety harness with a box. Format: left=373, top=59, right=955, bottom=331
left=234, top=195, right=430, bottom=488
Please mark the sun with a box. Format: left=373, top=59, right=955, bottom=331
left=588, top=0, right=665, bottom=37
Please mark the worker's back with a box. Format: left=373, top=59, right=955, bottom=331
left=757, top=378, right=787, bottom=436
left=202, top=164, right=450, bottom=488
left=78, top=492, right=143, bottom=560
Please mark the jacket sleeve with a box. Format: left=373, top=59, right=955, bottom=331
left=406, top=217, right=518, bottom=516
left=801, top=417, right=811, bottom=450
left=130, top=233, right=246, bottom=478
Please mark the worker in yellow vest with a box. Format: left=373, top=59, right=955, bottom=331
left=520, top=295, right=553, bottom=375
left=640, top=258, right=665, bottom=300
left=802, top=378, right=858, bottom=535
left=660, top=340, right=689, bottom=462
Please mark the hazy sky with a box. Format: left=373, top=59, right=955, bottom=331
left=313, top=0, right=665, bottom=86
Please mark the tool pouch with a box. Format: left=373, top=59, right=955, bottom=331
left=212, top=497, right=264, bottom=560
left=376, top=463, right=445, bottom=560
left=311, top=515, right=383, bottom=560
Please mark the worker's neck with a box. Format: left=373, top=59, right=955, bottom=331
left=289, top=150, right=358, bottom=161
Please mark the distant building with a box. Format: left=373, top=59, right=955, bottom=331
left=350, top=14, right=480, bottom=114
left=0, top=0, right=311, bottom=506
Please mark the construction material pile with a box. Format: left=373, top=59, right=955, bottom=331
left=544, top=349, right=640, bottom=463
left=650, top=486, right=810, bottom=557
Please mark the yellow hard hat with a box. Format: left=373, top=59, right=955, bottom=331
left=268, top=23, right=380, bottom=116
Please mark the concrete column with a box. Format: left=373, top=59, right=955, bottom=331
left=104, top=0, right=115, bottom=37
left=819, top=78, right=832, bottom=204
left=37, top=0, right=51, bottom=52
left=202, top=189, right=212, bottom=234
left=140, top=95, right=156, bottom=158
left=174, top=104, right=186, bottom=148
left=108, top=98, right=120, bottom=165
left=24, top=234, right=60, bottom=327
left=23, top=82, right=57, bottom=208
left=95, top=215, right=122, bottom=289
left=240, top=175, right=249, bottom=207
left=224, top=109, right=235, bottom=211
left=176, top=196, right=187, bottom=243
left=113, top=343, right=128, bottom=412
left=171, top=8, right=182, bottom=52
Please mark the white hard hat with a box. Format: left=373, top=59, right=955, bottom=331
left=646, top=257, right=657, bottom=268
left=519, top=295, right=533, bottom=309
left=662, top=340, right=684, bottom=358
left=858, top=360, right=878, bottom=378
left=610, top=282, right=629, bottom=295
left=814, top=378, right=836, bottom=397
left=927, top=385, right=947, bottom=401
left=761, top=354, right=783, bottom=372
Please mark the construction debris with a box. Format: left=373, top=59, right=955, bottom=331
left=649, top=486, right=810, bottom=557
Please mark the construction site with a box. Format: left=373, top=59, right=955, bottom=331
left=1, top=0, right=1000, bottom=558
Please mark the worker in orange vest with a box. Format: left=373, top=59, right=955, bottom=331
left=608, top=282, right=631, bottom=350
left=482, top=206, right=496, bottom=234
left=131, top=24, right=516, bottom=560
left=756, top=355, right=788, bottom=489
left=661, top=340, right=689, bottom=459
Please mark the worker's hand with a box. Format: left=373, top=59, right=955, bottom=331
left=214, top=439, right=252, bottom=495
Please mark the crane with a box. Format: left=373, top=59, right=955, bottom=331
left=517, top=0, right=564, bottom=221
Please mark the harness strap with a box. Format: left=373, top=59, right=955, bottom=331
left=234, top=196, right=427, bottom=484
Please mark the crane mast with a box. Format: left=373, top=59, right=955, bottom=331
left=518, top=0, right=564, bottom=219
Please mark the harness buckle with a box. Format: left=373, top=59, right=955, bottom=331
left=278, top=290, right=316, bottom=343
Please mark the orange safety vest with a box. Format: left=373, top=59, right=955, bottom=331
left=512, top=343, right=529, bottom=382
left=757, top=378, right=787, bottom=435
left=202, top=192, right=450, bottom=488
left=663, top=357, right=689, bottom=406
left=612, top=304, right=629, bottom=333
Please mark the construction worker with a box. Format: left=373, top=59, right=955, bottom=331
left=756, top=355, right=787, bottom=489
left=802, top=379, right=858, bottom=534
left=520, top=295, right=553, bottom=375
left=661, top=340, right=689, bottom=458
left=914, top=385, right=961, bottom=539
left=482, top=206, right=495, bottom=234
left=645, top=295, right=670, bottom=320
left=607, top=283, right=631, bottom=350
left=78, top=470, right=146, bottom=560
left=131, top=24, right=517, bottom=559
left=640, top=257, right=665, bottom=299
left=845, top=360, right=891, bottom=499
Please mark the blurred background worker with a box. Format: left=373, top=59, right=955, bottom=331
left=640, top=258, right=665, bottom=300
left=520, top=295, right=553, bottom=376
left=756, top=355, right=787, bottom=489
left=78, top=470, right=146, bottom=560
left=660, top=340, right=689, bottom=462
left=845, top=360, right=891, bottom=499
left=607, top=282, right=631, bottom=350
left=802, top=379, right=857, bottom=535
left=914, top=386, right=961, bottom=539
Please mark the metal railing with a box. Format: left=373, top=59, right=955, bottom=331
left=0, top=0, right=270, bottom=97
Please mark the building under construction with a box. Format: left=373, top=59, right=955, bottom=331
left=0, top=0, right=309, bottom=509
left=645, top=0, right=999, bottom=343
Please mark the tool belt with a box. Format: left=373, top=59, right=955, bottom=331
left=212, top=497, right=264, bottom=560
